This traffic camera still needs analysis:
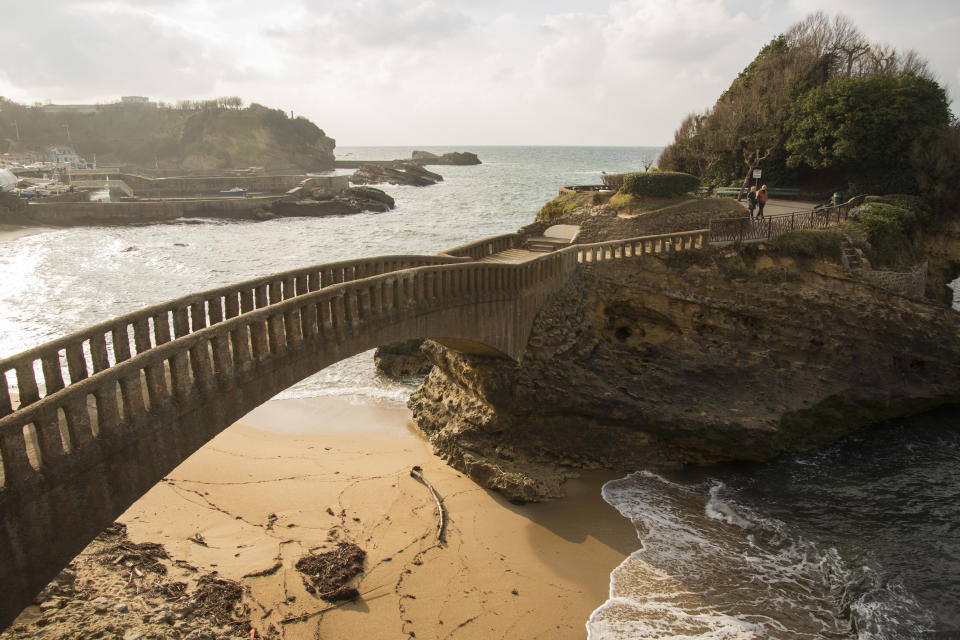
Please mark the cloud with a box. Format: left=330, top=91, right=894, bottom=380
left=265, top=0, right=471, bottom=53
left=0, top=2, right=232, bottom=99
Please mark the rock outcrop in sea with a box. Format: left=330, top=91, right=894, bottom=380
left=269, top=186, right=395, bottom=218
left=411, top=150, right=481, bottom=166
left=350, top=162, right=443, bottom=187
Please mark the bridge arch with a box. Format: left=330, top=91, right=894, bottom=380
left=0, top=227, right=710, bottom=628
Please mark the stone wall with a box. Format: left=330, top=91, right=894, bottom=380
left=20, top=196, right=286, bottom=225
left=861, top=262, right=928, bottom=300
left=74, top=173, right=347, bottom=197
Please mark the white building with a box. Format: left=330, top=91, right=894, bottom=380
left=45, top=146, right=85, bottom=168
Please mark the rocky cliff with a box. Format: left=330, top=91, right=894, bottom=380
left=409, top=245, right=960, bottom=501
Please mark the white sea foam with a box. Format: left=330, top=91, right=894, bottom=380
left=588, top=471, right=904, bottom=640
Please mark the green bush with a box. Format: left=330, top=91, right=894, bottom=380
left=771, top=229, right=843, bottom=261
left=849, top=202, right=922, bottom=268
left=621, top=171, right=700, bottom=197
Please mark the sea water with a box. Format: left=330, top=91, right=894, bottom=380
left=1, top=146, right=957, bottom=638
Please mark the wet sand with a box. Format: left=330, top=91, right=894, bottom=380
left=113, top=396, right=637, bottom=639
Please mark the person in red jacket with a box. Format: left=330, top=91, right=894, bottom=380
left=756, top=185, right=769, bottom=219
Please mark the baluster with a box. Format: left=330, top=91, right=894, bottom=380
left=250, top=321, right=269, bottom=360
left=211, top=334, right=233, bottom=375
left=284, top=309, right=302, bottom=345
left=16, top=361, right=40, bottom=406
left=63, top=395, right=94, bottom=449
left=170, top=352, right=191, bottom=396
left=372, top=283, right=384, bottom=315
left=145, top=362, right=167, bottom=407
left=296, top=274, right=309, bottom=296
left=133, top=318, right=151, bottom=354
left=190, top=301, right=206, bottom=331
left=90, top=333, right=110, bottom=372
left=267, top=314, right=286, bottom=353
left=301, top=301, right=318, bottom=340
left=41, top=353, right=65, bottom=395
left=0, top=423, right=36, bottom=483
left=231, top=325, right=253, bottom=370
left=255, top=284, right=268, bottom=309
left=173, top=307, right=190, bottom=338
left=225, top=292, right=240, bottom=319
left=154, top=311, right=172, bottom=344
left=308, top=272, right=321, bottom=292
left=112, top=325, right=132, bottom=362
left=282, top=277, right=295, bottom=300
left=347, top=294, right=361, bottom=335
left=189, top=342, right=215, bottom=392
left=94, top=382, right=121, bottom=431
left=317, top=298, right=333, bottom=333
left=119, top=372, right=146, bottom=421
left=208, top=298, right=223, bottom=325
left=240, top=289, right=254, bottom=313
left=268, top=281, right=282, bottom=305
left=1, top=372, right=12, bottom=417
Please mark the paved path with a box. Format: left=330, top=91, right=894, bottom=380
left=737, top=197, right=822, bottom=217
left=478, top=248, right=543, bottom=263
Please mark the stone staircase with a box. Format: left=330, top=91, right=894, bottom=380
left=841, top=234, right=870, bottom=274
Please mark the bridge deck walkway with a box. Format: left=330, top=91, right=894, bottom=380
left=478, top=248, right=544, bottom=264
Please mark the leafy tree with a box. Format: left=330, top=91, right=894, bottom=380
left=785, top=74, right=950, bottom=193
left=657, top=11, right=946, bottom=197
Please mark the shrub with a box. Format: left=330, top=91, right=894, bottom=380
left=849, top=202, right=922, bottom=268
left=621, top=171, right=700, bottom=197
left=602, top=173, right=625, bottom=189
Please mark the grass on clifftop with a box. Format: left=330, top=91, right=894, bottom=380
left=536, top=191, right=744, bottom=223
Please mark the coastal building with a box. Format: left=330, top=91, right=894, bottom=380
left=44, top=145, right=87, bottom=168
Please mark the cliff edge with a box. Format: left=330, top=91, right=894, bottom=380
left=410, top=235, right=960, bottom=502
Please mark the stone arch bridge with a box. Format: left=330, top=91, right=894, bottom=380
left=0, top=228, right=708, bottom=626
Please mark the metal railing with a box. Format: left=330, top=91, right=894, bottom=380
left=709, top=195, right=865, bottom=244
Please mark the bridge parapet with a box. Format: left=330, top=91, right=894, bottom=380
left=440, top=233, right=522, bottom=260
left=573, top=229, right=708, bottom=263
left=0, top=255, right=469, bottom=418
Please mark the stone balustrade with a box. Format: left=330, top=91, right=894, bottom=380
left=573, top=229, right=708, bottom=263
left=0, top=255, right=468, bottom=416
left=440, top=233, right=522, bottom=259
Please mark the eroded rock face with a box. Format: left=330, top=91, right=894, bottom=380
left=374, top=339, right=432, bottom=378
left=409, top=248, right=960, bottom=501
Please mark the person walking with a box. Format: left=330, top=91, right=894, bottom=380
left=756, top=184, right=769, bottom=219
left=747, top=186, right=758, bottom=219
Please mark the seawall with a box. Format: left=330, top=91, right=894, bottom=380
left=17, top=196, right=286, bottom=226
left=68, top=173, right=348, bottom=198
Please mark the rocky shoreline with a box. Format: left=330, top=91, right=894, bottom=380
left=407, top=242, right=960, bottom=502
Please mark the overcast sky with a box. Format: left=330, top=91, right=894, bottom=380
left=1, top=1, right=957, bottom=146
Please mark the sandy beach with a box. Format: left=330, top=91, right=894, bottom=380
left=0, top=225, right=53, bottom=243
left=3, top=396, right=637, bottom=639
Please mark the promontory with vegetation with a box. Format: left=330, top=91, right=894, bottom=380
left=403, top=13, right=960, bottom=502
left=0, top=97, right=335, bottom=172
